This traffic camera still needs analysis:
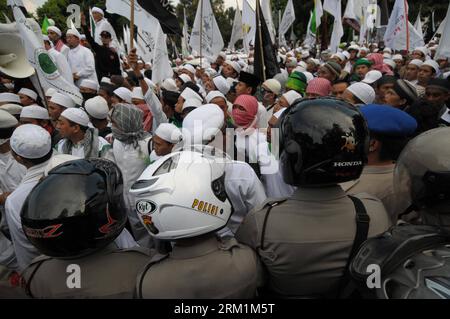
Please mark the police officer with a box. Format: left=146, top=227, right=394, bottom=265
left=343, top=105, right=418, bottom=223
left=236, top=98, right=392, bottom=298
left=21, top=159, right=153, bottom=298
left=349, top=127, right=450, bottom=299
left=131, top=151, right=262, bottom=298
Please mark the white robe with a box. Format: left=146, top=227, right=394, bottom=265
left=49, top=48, right=74, bottom=86
left=67, top=44, right=98, bottom=87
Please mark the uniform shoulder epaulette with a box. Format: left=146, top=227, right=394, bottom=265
left=114, top=246, right=155, bottom=257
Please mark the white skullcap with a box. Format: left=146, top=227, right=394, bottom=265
left=302, top=71, right=314, bottom=83
left=285, top=58, right=297, bottom=68
left=348, top=45, right=360, bottom=52
left=332, top=52, right=346, bottom=61
left=113, top=87, right=132, bottom=103
left=383, top=47, right=392, bottom=54
left=205, top=91, right=226, bottom=103
left=10, top=124, right=51, bottom=159
left=205, top=68, right=218, bottom=78
left=181, top=87, right=203, bottom=103
left=45, top=88, right=57, bottom=97
left=80, top=34, right=86, bottom=40
left=347, top=82, right=376, bottom=105
left=20, top=105, right=50, bottom=120
left=0, top=109, right=18, bottom=128
left=342, top=51, right=351, bottom=60
left=384, top=59, right=396, bottom=69
left=301, top=50, right=310, bottom=58
left=181, top=64, right=196, bottom=74
left=414, top=46, right=429, bottom=56
left=144, top=78, right=156, bottom=90
left=50, top=92, right=76, bottom=108
left=161, top=78, right=179, bottom=92
left=383, top=53, right=392, bottom=59
left=182, top=98, right=203, bottom=110
left=155, top=123, right=182, bottom=144
left=218, top=52, right=227, bottom=60
left=84, top=96, right=109, bottom=120
left=212, top=76, right=230, bottom=95
left=100, top=77, right=112, bottom=85
left=226, top=60, right=241, bottom=73
left=61, top=108, right=90, bottom=127
left=131, top=87, right=144, bottom=100
left=18, top=88, right=38, bottom=101
left=409, top=59, right=424, bottom=67
left=262, top=79, right=281, bottom=95
left=362, top=70, right=382, bottom=84
left=0, top=93, right=20, bottom=104
left=66, top=27, right=81, bottom=39
left=92, top=7, right=104, bottom=16
left=79, top=79, right=99, bottom=91
left=182, top=104, right=225, bottom=145
left=47, top=26, right=61, bottom=37
left=282, top=91, right=302, bottom=106
left=423, top=60, right=440, bottom=74
left=392, top=54, right=403, bottom=61
left=0, top=104, right=22, bottom=116
left=308, top=58, right=321, bottom=66
left=178, top=74, right=192, bottom=84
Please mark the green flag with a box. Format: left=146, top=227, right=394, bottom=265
left=311, top=9, right=317, bottom=34
left=41, top=15, right=50, bottom=34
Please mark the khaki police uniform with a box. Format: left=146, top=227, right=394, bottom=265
left=235, top=185, right=392, bottom=298
left=136, top=237, right=262, bottom=299
left=342, top=164, right=398, bottom=223
left=21, top=245, right=153, bottom=299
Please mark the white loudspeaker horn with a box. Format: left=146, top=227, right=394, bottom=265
left=0, top=23, right=35, bottom=79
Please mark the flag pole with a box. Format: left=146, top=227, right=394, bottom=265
left=256, top=0, right=266, bottom=81
left=130, top=0, right=135, bottom=50
left=404, top=0, right=409, bottom=52
left=200, top=0, right=203, bottom=66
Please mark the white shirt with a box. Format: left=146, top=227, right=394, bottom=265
left=0, top=151, right=26, bottom=194
left=56, top=136, right=110, bottom=158
left=94, top=18, right=119, bottom=50
left=49, top=48, right=74, bottom=86
left=67, top=44, right=98, bottom=87
left=257, top=102, right=269, bottom=129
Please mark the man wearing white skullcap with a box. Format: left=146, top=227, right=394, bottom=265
left=79, top=79, right=99, bottom=101
left=0, top=93, right=21, bottom=106
left=261, top=79, right=282, bottom=117
left=0, top=104, right=22, bottom=119
left=179, top=64, right=196, bottom=82
left=153, top=123, right=182, bottom=158
left=405, top=59, right=424, bottom=84
left=5, top=124, right=53, bottom=271
left=342, top=82, right=376, bottom=105
left=412, top=47, right=429, bottom=62
left=0, top=110, right=26, bottom=209
left=112, top=87, right=133, bottom=105
left=161, top=78, right=179, bottom=92
left=418, top=60, right=440, bottom=88
left=45, top=88, right=57, bottom=101
left=222, top=61, right=241, bottom=80
left=47, top=26, right=69, bottom=58
left=19, top=105, right=51, bottom=131
left=66, top=26, right=99, bottom=87
left=18, top=89, right=38, bottom=107
left=56, top=108, right=110, bottom=159
left=48, top=92, right=76, bottom=123
left=84, top=96, right=111, bottom=138
left=91, top=7, right=119, bottom=50
left=175, top=87, right=204, bottom=114
left=176, top=74, right=192, bottom=89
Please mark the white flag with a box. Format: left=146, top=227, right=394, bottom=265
left=414, top=11, right=424, bottom=42
left=229, top=2, right=243, bottom=51
left=343, top=0, right=357, bottom=21
left=279, top=0, right=296, bottom=36
left=435, top=3, right=450, bottom=60
left=315, top=0, right=324, bottom=28
left=384, top=0, right=424, bottom=51
left=182, top=8, right=191, bottom=57
left=189, top=0, right=224, bottom=61
left=152, top=23, right=173, bottom=84
left=261, top=0, right=276, bottom=43
left=242, top=0, right=256, bottom=53
left=324, top=0, right=344, bottom=54
left=8, top=0, right=82, bottom=105
left=436, top=15, right=447, bottom=35
left=303, top=11, right=316, bottom=47
left=137, top=30, right=153, bottom=63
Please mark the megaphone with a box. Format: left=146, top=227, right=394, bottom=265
left=0, top=23, right=35, bottom=79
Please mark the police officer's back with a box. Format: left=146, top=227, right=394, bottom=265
left=21, top=159, right=153, bottom=298
left=236, top=98, right=392, bottom=298
left=131, top=151, right=262, bottom=299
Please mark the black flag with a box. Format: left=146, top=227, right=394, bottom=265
left=137, top=0, right=182, bottom=35
left=253, top=0, right=280, bottom=81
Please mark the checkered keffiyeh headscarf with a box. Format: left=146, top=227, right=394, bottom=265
left=111, top=103, right=147, bottom=147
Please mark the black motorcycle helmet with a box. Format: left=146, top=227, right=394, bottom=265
left=278, top=97, right=369, bottom=186
left=21, top=159, right=127, bottom=259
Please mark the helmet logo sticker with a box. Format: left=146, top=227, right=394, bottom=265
left=99, top=206, right=118, bottom=234
left=192, top=199, right=221, bottom=216
left=136, top=200, right=157, bottom=215
left=341, top=132, right=357, bottom=152
left=23, top=224, right=63, bottom=239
